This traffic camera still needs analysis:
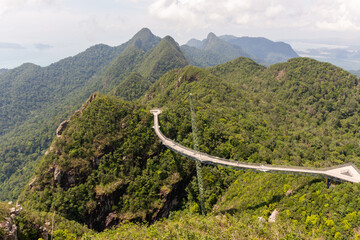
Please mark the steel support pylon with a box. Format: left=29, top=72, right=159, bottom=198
left=189, top=93, right=206, bottom=215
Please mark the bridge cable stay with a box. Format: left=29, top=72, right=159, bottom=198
left=189, top=93, right=206, bottom=215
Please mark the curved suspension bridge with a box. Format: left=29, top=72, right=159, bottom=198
left=151, top=109, right=360, bottom=183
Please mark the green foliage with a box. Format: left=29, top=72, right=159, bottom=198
left=82, top=176, right=360, bottom=239
left=0, top=43, right=126, bottom=201
left=0, top=28, right=187, bottom=201
left=13, top=207, right=91, bottom=240
left=81, top=210, right=305, bottom=240
left=108, top=35, right=187, bottom=99
left=145, top=57, right=360, bottom=170
left=13, top=54, right=360, bottom=238
left=114, top=73, right=151, bottom=101
left=20, top=94, right=194, bottom=229
left=0, top=201, right=11, bottom=221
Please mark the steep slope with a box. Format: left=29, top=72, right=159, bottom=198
left=113, top=73, right=151, bottom=101
left=220, top=35, right=299, bottom=65
left=0, top=44, right=123, bottom=136
left=0, top=28, right=175, bottom=201
left=109, top=35, right=188, bottom=99
left=20, top=94, right=195, bottom=231
left=0, top=43, right=126, bottom=200
left=137, top=36, right=188, bottom=83
left=100, top=28, right=161, bottom=92
left=0, top=63, right=42, bottom=135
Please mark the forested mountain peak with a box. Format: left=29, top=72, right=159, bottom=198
left=128, top=27, right=161, bottom=52
left=136, top=35, right=187, bottom=83
left=162, top=35, right=180, bottom=48
left=101, top=33, right=187, bottom=96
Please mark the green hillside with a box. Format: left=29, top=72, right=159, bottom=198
left=114, top=73, right=151, bottom=101
left=0, top=43, right=126, bottom=200
left=109, top=35, right=187, bottom=98
left=20, top=94, right=195, bottom=231
left=16, top=56, right=360, bottom=239
left=0, top=28, right=188, bottom=201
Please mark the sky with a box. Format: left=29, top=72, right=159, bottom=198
left=0, top=0, right=360, bottom=69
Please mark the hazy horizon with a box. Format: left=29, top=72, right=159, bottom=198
left=1, top=0, right=359, bottom=70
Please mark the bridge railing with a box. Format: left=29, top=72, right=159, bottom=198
left=155, top=123, right=357, bottom=174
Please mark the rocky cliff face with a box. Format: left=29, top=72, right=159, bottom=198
left=0, top=204, right=26, bottom=240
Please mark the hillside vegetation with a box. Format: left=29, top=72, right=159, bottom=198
left=0, top=28, right=187, bottom=200
left=0, top=43, right=125, bottom=200
left=0, top=28, right=300, bottom=202
left=16, top=56, right=360, bottom=239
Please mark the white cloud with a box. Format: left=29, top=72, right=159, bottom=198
left=149, top=0, right=292, bottom=28
left=0, top=0, right=58, bottom=15
left=313, top=0, right=360, bottom=31
left=265, top=4, right=285, bottom=19
left=148, top=0, right=360, bottom=32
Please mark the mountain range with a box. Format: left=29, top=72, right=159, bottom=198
left=182, top=32, right=298, bottom=67
left=1, top=28, right=360, bottom=239
left=0, top=28, right=299, bottom=201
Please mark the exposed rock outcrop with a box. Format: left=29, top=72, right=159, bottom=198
left=0, top=220, right=17, bottom=240
left=80, top=93, right=98, bottom=112
left=28, top=177, right=36, bottom=191
left=286, top=189, right=294, bottom=196
left=53, top=165, right=62, bottom=183
left=0, top=204, right=23, bottom=240
left=269, top=209, right=279, bottom=223
left=56, top=120, right=70, bottom=137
